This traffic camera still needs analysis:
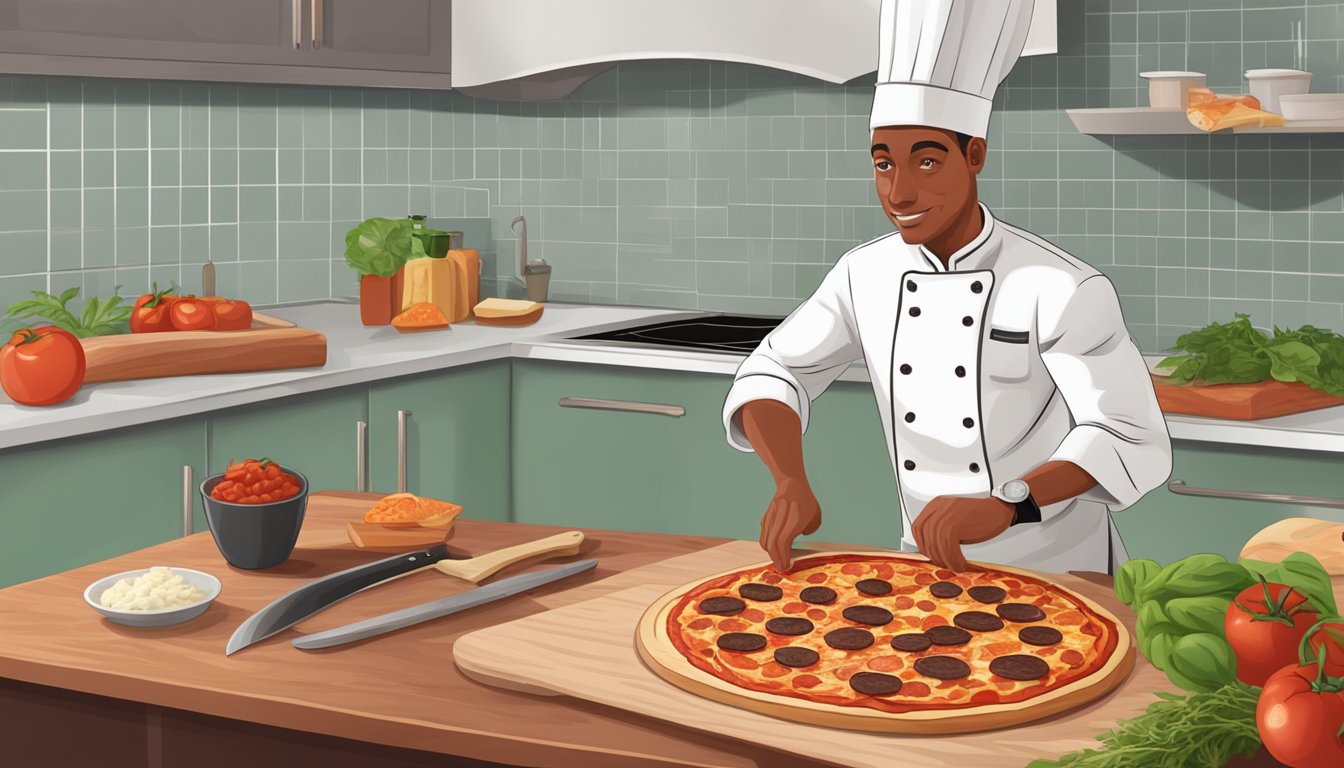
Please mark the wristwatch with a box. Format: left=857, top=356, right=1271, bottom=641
left=991, top=479, right=1041, bottom=525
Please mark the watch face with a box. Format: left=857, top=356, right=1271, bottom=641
left=1001, top=479, right=1030, bottom=503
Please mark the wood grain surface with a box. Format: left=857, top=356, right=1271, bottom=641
left=1150, top=373, right=1344, bottom=420
left=0, top=493, right=824, bottom=768
left=455, top=542, right=1178, bottom=768
left=80, top=312, right=327, bottom=383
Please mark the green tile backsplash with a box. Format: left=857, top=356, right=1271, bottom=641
left=2, top=1, right=1344, bottom=351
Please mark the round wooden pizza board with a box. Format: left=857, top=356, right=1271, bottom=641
left=635, top=551, right=1135, bottom=734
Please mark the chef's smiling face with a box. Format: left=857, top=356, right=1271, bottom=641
left=871, top=126, right=987, bottom=254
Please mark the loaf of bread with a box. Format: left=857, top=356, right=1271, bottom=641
left=364, top=492, right=464, bottom=528
left=474, top=298, right=544, bottom=327
left=1187, top=95, right=1284, bottom=132
left=1186, top=88, right=1260, bottom=109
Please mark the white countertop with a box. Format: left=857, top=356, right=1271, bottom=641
left=5, top=300, right=1344, bottom=454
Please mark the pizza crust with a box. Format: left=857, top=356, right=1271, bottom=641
left=635, top=551, right=1135, bottom=734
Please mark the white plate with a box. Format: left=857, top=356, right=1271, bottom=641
left=1279, top=94, right=1344, bottom=122
left=84, top=567, right=221, bottom=627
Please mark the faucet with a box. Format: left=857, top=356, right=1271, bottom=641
left=511, top=213, right=551, bottom=302
left=511, top=214, right=528, bottom=282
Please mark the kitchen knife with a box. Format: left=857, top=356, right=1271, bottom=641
left=292, top=558, right=598, bottom=650
left=226, top=544, right=454, bottom=655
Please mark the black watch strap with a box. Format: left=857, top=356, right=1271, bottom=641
left=1011, top=494, right=1041, bottom=525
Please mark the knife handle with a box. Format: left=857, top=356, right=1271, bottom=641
left=320, top=544, right=451, bottom=598
left=435, top=531, right=584, bottom=583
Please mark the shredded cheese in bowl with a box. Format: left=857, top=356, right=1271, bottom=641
left=98, top=567, right=206, bottom=611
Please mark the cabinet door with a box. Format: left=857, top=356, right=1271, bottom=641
left=208, top=387, right=367, bottom=499
left=0, top=0, right=303, bottom=66
left=1112, top=442, right=1344, bottom=565
left=306, top=0, right=450, bottom=74
left=368, top=361, right=511, bottom=522
left=0, top=418, right=206, bottom=588
left=511, top=361, right=898, bottom=546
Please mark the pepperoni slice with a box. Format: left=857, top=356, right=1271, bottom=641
left=774, top=646, right=820, bottom=668
left=901, top=681, right=931, bottom=698
left=916, top=600, right=937, bottom=612
left=739, top=608, right=766, bottom=623
left=698, top=596, right=745, bottom=615
left=806, top=572, right=829, bottom=584
left=686, top=618, right=714, bottom=631
left=866, top=655, right=905, bottom=672
left=1060, top=649, right=1086, bottom=668
left=850, top=672, right=903, bottom=696
left=997, top=603, right=1047, bottom=623
left=914, top=656, right=972, bottom=680
left=856, top=578, right=893, bottom=596
left=893, top=596, right=915, bottom=610
left=792, top=674, right=823, bottom=689
left=989, top=654, right=1051, bottom=680
left=716, top=633, right=767, bottom=652
left=954, top=611, right=1006, bottom=633
left=925, top=625, right=972, bottom=646
left=739, top=583, right=784, bottom=602
left=806, top=608, right=828, bottom=621
left=824, top=627, right=875, bottom=650
left=764, top=617, right=814, bottom=636
left=799, top=586, right=837, bottom=605
left=890, top=633, right=933, bottom=652
left=842, top=605, right=894, bottom=626
left=967, top=585, right=1007, bottom=604
left=929, top=581, right=964, bottom=598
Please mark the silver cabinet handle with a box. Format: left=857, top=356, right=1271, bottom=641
left=558, top=397, right=685, bottom=418
left=182, top=466, right=194, bottom=538
left=1167, top=479, right=1344, bottom=509
left=397, top=409, right=412, bottom=493
left=291, top=0, right=302, bottom=49
left=311, top=0, right=323, bottom=49
left=355, top=420, right=368, bottom=492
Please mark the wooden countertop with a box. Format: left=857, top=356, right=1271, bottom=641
left=0, top=492, right=853, bottom=768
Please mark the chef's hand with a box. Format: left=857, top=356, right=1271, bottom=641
left=760, top=478, right=821, bottom=572
left=911, top=496, right=1016, bottom=572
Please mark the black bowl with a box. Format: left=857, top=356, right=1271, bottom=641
left=200, top=466, right=309, bottom=570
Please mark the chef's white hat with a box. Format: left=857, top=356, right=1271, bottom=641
left=870, top=0, right=1034, bottom=138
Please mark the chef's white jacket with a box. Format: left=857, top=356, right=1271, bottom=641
left=722, top=205, right=1173, bottom=573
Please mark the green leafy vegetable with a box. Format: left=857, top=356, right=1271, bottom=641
left=4, top=287, right=132, bottom=337
left=1241, top=552, right=1338, bottom=616
left=343, top=217, right=415, bottom=277
left=1114, top=559, right=1161, bottom=606
left=1164, top=596, right=1232, bottom=636
left=1025, top=683, right=1261, bottom=768
left=1165, top=633, right=1238, bottom=693
left=1136, top=554, right=1253, bottom=604
left=1158, top=314, right=1344, bottom=396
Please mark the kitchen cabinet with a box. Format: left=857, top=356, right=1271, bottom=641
left=453, top=0, right=1055, bottom=94
left=207, top=386, right=368, bottom=508
left=1112, top=441, right=1344, bottom=565
left=511, top=360, right=899, bottom=546
left=0, top=0, right=451, bottom=89
left=367, top=361, right=511, bottom=521
left=0, top=417, right=205, bottom=588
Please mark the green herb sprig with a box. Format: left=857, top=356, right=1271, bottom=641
left=1157, top=314, right=1344, bottom=396
left=4, top=286, right=133, bottom=337
left=1025, top=682, right=1261, bottom=768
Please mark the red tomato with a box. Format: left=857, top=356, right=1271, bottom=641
left=1257, top=662, right=1344, bottom=768
left=0, top=327, right=86, bottom=406
left=133, top=284, right=177, bottom=313
left=170, top=297, right=216, bottom=331
left=207, top=298, right=253, bottom=331
left=1226, top=582, right=1321, bottom=686
left=130, top=302, right=174, bottom=333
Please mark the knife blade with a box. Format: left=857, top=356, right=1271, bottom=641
left=226, top=544, right=453, bottom=655
left=292, top=558, right=598, bottom=650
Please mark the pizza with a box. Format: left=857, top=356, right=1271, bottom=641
left=636, top=552, right=1134, bottom=733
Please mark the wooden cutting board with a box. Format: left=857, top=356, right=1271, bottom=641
left=454, top=542, right=1177, bottom=768
left=81, top=312, right=327, bottom=383
left=1151, top=373, right=1344, bottom=420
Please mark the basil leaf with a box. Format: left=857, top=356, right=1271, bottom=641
left=1138, top=554, right=1252, bottom=602
left=1165, top=633, right=1238, bottom=692
left=1114, top=558, right=1161, bottom=606
left=1263, top=340, right=1321, bottom=382
left=1241, top=552, right=1338, bottom=616
left=1164, top=596, right=1232, bottom=636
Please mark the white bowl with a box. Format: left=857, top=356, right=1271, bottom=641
left=1140, top=71, right=1207, bottom=108
left=84, top=567, right=221, bottom=627
left=1245, top=69, right=1312, bottom=114
left=1279, top=94, right=1344, bottom=122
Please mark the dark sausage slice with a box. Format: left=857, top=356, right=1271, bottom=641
left=997, top=603, right=1048, bottom=623
left=799, top=586, right=837, bottom=605
left=739, top=583, right=784, bottom=602
left=764, top=617, right=814, bottom=636
left=967, top=585, right=1007, bottom=604
left=774, top=646, right=821, bottom=668
left=1019, top=626, right=1064, bottom=646
left=914, top=656, right=972, bottom=680
left=849, top=672, right=904, bottom=696
left=954, top=611, right=1006, bottom=632
left=716, top=632, right=767, bottom=652
left=890, top=633, right=933, bottom=652
left=698, top=596, right=745, bottom=615
left=990, top=654, right=1052, bottom=680
left=925, top=625, right=972, bottom=646
left=842, top=605, right=894, bottom=626
left=855, top=578, right=893, bottom=596
left=929, top=581, right=964, bottom=598
left=824, top=627, right=875, bottom=650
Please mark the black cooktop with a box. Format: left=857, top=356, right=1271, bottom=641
left=572, top=315, right=783, bottom=354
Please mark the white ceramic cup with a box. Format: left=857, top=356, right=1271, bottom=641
left=1140, top=71, right=1207, bottom=109
left=1245, top=69, right=1312, bottom=114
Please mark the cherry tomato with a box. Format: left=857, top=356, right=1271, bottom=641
left=211, top=458, right=302, bottom=504
left=1257, top=661, right=1344, bottom=768
left=170, top=297, right=216, bottom=331
left=130, top=302, right=174, bottom=333
left=1226, top=582, right=1321, bottom=686
left=0, top=327, right=86, bottom=406
left=205, top=298, right=253, bottom=331
left=133, top=284, right=177, bottom=313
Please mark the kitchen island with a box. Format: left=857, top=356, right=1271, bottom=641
left=0, top=490, right=1159, bottom=768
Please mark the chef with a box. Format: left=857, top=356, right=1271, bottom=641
left=722, top=0, right=1173, bottom=574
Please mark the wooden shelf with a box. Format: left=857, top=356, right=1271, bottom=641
left=1066, top=107, right=1344, bottom=135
